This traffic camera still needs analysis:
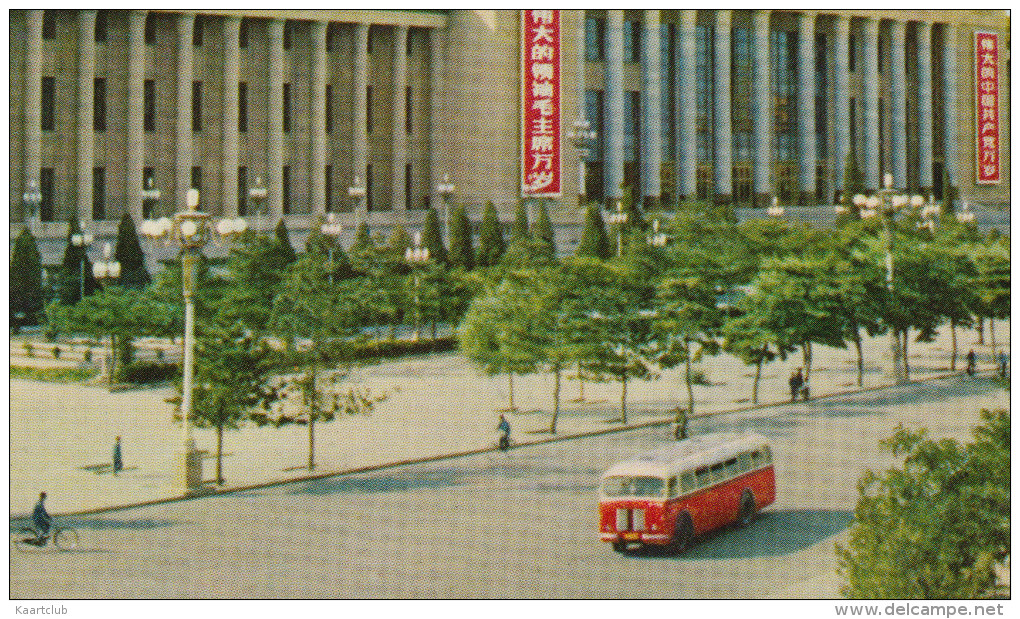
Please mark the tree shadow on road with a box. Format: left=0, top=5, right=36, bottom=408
left=289, top=467, right=474, bottom=496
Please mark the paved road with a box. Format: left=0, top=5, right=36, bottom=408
left=9, top=376, right=1006, bottom=599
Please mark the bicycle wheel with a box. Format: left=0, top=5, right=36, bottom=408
left=53, top=527, right=80, bottom=551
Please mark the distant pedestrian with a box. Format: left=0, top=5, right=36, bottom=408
left=998, top=351, right=1008, bottom=377
left=966, top=350, right=977, bottom=376
left=800, top=378, right=810, bottom=401
left=497, top=414, right=511, bottom=451
left=33, top=492, right=52, bottom=542
left=789, top=369, right=804, bottom=402
left=112, top=436, right=123, bottom=476
left=671, top=407, right=689, bottom=441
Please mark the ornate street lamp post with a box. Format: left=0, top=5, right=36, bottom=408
left=320, top=213, right=343, bottom=285
left=348, top=175, right=366, bottom=217
left=22, top=179, right=42, bottom=235
left=606, top=201, right=628, bottom=257
left=140, top=188, right=248, bottom=492
left=142, top=177, right=162, bottom=220
left=249, top=176, right=268, bottom=231
left=646, top=219, right=667, bottom=247
left=767, top=195, right=785, bottom=217
left=404, top=231, right=431, bottom=341
left=436, top=174, right=455, bottom=245
left=91, top=242, right=121, bottom=383
left=71, top=230, right=94, bottom=302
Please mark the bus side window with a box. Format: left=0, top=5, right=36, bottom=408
left=724, top=457, right=739, bottom=477
left=695, top=467, right=711, bottom=488
left=750, top=450, right=762, bottom=467
left=761, top=445, right=773, bottom=464
left=667, top=477, right=678, bottom=499
left=680, top=472, right=695, bottom=494
left=738, top=452, right=752, bottom=472
left=710, top=462, right=726, bottom=482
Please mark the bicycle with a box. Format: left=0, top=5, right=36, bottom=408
left=10, top=524, right=80, bottom=552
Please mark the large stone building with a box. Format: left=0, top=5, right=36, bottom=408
left=9, top=9, right=1010, bottom=264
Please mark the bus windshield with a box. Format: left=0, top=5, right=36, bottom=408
left=602, top=476, right=665, bottom=498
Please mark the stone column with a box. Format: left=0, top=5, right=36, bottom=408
left=677, top=9, right=697, bottom=201
left=890, top=20, right=907, bottom=188
left=641, top=10, right=662, bottom=208
left=77, top=10, right=97, bottom=223
left=797, top=12, right=816, bottom=204
left=833, top=15, right=850, bottom=194
left=175, top=13, right=195, bottom=211
left=917, top=21, right=933, bottom=192
left=429, top=27, right=445, bottom=207
left=713, top=10, right=733, bottom=204
left=310, top=20, right=328, bottom=215
left=24, top=10, right=43, bottom=201
left=604, top=10, right=624, bottom=203
left=942, top=23, right=959, bottom=199
left=392, top=25, right=409, bottom=212
left=861, top=18, right=880, bottom=190
left=222, top=16, right=241, bottom=216
left=267, top=19, right=285, bottom=218
left=751, top=10, right=771, bottom=205
left=353, top=23, right=369, bottom=208
left=127, top=11, right=146, bottom=221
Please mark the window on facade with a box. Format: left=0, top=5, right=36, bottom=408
left=366, top=85, right=373, bottom=133
left=326, top=23, right=338, bottom=53
left=585, top=16, right=604, bottom=61
left=406, top=86, right=413, bottom=133
left=42, top=11, right=56, bottom=40
left=407, top=27, right=415, bottom=55
left=367, top=25, right=373, bottom=54
left=145, top=13, right=156, bottom=45
left=41, top=76, right=55, bottom=131
left=40, top=168, right=55, bottom=222
left=191, top=166, right=202, bottom=193
left=239, top=18, right=249, bottom=48
left=237, top=166, right=248, bottom=215
left=366, top=164, right=373, bottom=211
left=192, top=81, right=202, bottom=132
left=282, top=166, right=291, bottom=214
left=325, top=165, right=333, bottom=212
left=93, top=77, right=106, bottom=132
left=144, top=79, right=156, bottom=132
left=238, top=81, right=248, bottom=133
left=585, top=89, right=604, bottom=161
left=92, top=167, right=105, bottom=220
left=283, top=20, right=294, bottom=50
left=405, top=163, right=413, bottom=209
left=95, top=10, right=108, bottom=42
left=877, top=35, right=883, bottom=72
left=696, top=25, right=715, bottom=163
left=848, top=33, right=856, bottom=72
left=849, top=96, right=857, bottom=147
left=325, top=84, right=333, bottom=133
left=623, top=20, right=640, bottom=63
left=193, top=15, right=203, bottom=46
left=624, top=90, right=639, bottom=163
left=283, top=83, right=292, bottom=133
left=770, top=29, right=797, bottom=163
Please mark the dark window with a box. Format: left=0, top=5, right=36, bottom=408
left=405, top=163, right=412, bottom=208
left=282, top=166, right=291, bottom=214
left=95, top=10, right=107, bottom=42
left=239, top=18, right=249, bottom=48
left=325, top=84, right=333, bottom=133
left=92, top=167, right=105, bottom=220
left=283, top=83, right=291, bottom=133
left=191, top=166, right=201, bottom=192
left=877, top=34, right=883, bottom=73
left=849, top=96, right=857, bottom=146
left=848, top=33, right=856, bottom=72
left=192, top=81, right=202, bottom=132
left=42, top=11, right=56, bottom=40
left=366, top=164, right=373, bottom=211
left=585, top=16, right=604, bottom=61
left=40, top=168, right=55, bottom=222
left=93, top=77, right=106, bottom=132
left=41, top=77, right=55, bottom=131
left=326, top=23, right=338, bottom=53
left=623, top=20, right=640, bottom=63
left=406, top=86, right=413, bottom=133
left=325, top=165, right=333, bottom=212
left=238, top=81, right=248, bottom=133
left=283, top=20, right=294, bottom=50
left=144, top=79, right=156, bottom=132
left=367, top=26, right=373, bottom=54
left=237, top=166, right=248, bottom=215
left=145, top=13, right=156, bottom=45
left=406, top=27, right=414, bottom=55
left=193, top=15, right=203, bottom=46
left=366, top=85, right=373, bottom=133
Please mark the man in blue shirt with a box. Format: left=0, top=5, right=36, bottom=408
left=32, top=491, right=52, bottom=544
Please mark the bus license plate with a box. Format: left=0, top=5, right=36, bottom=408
left=623, top=532, right=641, bottom=541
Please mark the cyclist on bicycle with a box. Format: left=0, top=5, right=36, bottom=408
left=32, top=491, right=52, bottom=545
left=497, top=414, right=511, bottom=451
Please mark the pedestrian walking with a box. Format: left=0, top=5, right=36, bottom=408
left=112, top=436, right=123, bottom=476
left=671, top=407, right=689, bottom=440
left=966, top=350, right=977, bottom=376
left=998, top=351, right=1008, bottom=377
left=789, top=368, right=804, bottom=402
left=497, top=414, right=511, bottom=451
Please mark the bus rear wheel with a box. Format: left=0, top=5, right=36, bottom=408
left=737, top=490, right=757, bottom=527
left=669, top=514, right=694, bottom=554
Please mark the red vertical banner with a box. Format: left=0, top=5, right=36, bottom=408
left=974, top=31, right=1000, bottom=184
left=521, top=9, right=561, bottom=197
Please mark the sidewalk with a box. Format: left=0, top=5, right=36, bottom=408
left=8, top=323, right=1010, bottom=518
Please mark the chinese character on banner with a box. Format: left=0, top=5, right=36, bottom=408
left=521, top=9, right=561, bottom=197
left=974, top=32, right=1000, bottom=184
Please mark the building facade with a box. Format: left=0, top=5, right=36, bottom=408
left=9, top=9, right=1010, bottom=264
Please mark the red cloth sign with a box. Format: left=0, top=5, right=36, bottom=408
left=521, top=10, right=561, bottom=197
left=975, top=31, right=1000, bottom=184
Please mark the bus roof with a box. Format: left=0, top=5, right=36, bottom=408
left=601, top=431, right=771, bottom=479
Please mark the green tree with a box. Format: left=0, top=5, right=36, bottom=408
left=387, top=222, right=412, bottom=254
left=274, top=218, right=298, bottom=265
left=511, top=201, right=530, bottom=241
left=966, top=235, right=1010, bottom=359
left=448, top=204, right=475, bottom=270
left=215, top=232, right=296, bottom=338
left=476, top=201, right=506, bottom=267
left=349, top=221, right=373, bottom=256
left=113, top=213, right=151, bottom=289
left=420, top=208, right=448, bottom=265
left=837, top=409, right=1009, bottom=599
left=574, top=203, right=612, bottom=260
left=721, top=309, right=792, bottom=405
left=10, top=228, right=45, bottom=328
left=530, top=199, right=556, bottom=259
left=57, top=215, right=97, bottom=306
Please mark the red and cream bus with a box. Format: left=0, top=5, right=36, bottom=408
left=598, top=431, right=775, bottom=553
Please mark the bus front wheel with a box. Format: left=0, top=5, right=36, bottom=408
left=737, top=490, right=757, bottom=527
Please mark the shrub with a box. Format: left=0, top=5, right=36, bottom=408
left=83, top=348, right=93, bottom=363
left=119, top=361, right=180, bottom=385
left=10, top=365, right=100, bottom=383
left=52, top=346, right=61, bottom=359
left=22, top=342, right=34, bottom=357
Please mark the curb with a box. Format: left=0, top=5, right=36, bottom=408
left=10, top=369, right=1000, bottom=521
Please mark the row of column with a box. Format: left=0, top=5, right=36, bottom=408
left=22, top=10, right=423, bottom=224
left=598, top=9, right=953, bottom=204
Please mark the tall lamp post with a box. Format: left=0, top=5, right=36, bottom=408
left=320, top=213, right=343, bottom=285
left=767, top=195, right=785, bottom=217
left=91, top=242, right=121, bottom=383
left=852, top=173, right=927, bottom=385
left=569, top=119, right=597, bottom=205
left=404, top=231, right=430, bottom=341
left=646, top=219, right=667, bottom=247
left=22, top=179, right=42, bottom=235
left=71, top=230, right=95, bottom=302
left=142, top=177, right=162, bottom=220
left=348, top=175, right=366, bottom=218
left=140, top=188, right=248, bottom=492
left=249, top=176, right=268, bottom=231
left=436, top=174, right=455, bottom=245
left=606, top=201, right=628, bottom=257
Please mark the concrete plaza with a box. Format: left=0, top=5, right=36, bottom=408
left=8, top=322, right=1010, bottom=518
